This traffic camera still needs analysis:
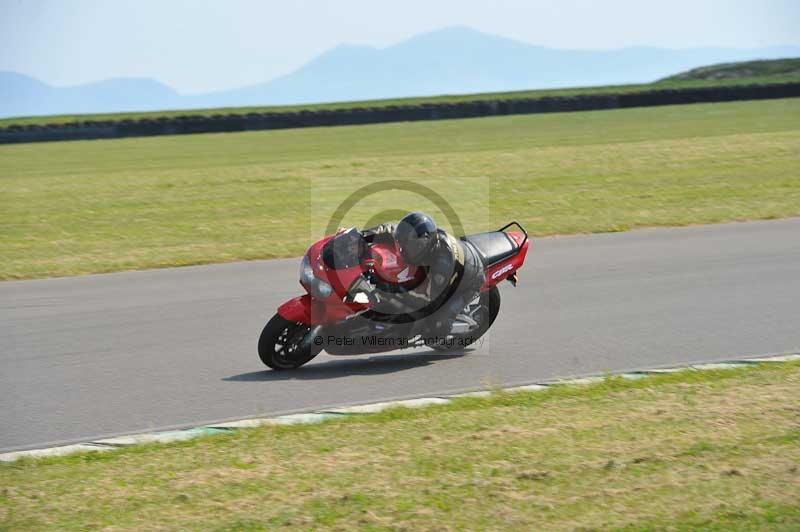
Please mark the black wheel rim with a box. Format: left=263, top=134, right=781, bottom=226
left=273, top=322, right=312, bottom=366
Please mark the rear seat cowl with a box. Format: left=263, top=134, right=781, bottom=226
left=462, top=232, right=519, bottom=266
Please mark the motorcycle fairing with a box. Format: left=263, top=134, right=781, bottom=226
left=276, top=295, right=312, bottom=323
left=480, top=231, right=529, bottom=290
left=281, top=225, right=529, bottom=324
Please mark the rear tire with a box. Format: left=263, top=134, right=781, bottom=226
left=431, top=286, right=501, bottom=352
left=258, top=314, right=320, bottom=370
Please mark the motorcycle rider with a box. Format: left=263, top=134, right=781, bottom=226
left=360, top=212, right=485, bottom=343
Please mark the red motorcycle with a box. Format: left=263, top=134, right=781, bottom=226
left=258, top=222, right=530, bottom=369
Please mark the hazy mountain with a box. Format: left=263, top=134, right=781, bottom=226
left=0, top=71, right=180, bottom=118
left=198, top=27, right=799, bottom=107
left=3, top=26, right=799, bottom=118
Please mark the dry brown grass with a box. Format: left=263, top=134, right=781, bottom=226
left=2, top=362, right=799, bottom=530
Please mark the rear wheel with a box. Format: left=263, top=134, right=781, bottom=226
left=258, top=314, right=320, bottom=370
left=430, top=286, right=501, bottom=351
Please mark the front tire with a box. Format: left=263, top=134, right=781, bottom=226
left=258, top=314, right=320, bottom=370
left=431, top=286, right=501, bottom=352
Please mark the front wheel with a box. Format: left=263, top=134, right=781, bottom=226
left=258, top=314, right=321, bottom=370
left=431, top=286, right=501, bottom=352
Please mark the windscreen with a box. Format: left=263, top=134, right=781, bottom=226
left=321, top=228, right=367, bottom=270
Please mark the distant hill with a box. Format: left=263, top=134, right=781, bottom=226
left=0, top=71, right=180, bottom=118
left=3, top=26, right=800, bottom=118
left=661, top=57, right=800, bottom=81
left=194, top=27, right=800, bottom=109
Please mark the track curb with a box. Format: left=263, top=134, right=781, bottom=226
left=2, top=351, right=798, bottom=462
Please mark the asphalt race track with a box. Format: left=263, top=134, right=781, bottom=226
left=2, top=219, right=799, bottom=452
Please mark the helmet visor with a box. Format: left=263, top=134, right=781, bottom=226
left=401, top=232, right=431, bottom=264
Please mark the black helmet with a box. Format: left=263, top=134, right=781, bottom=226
left=394, top=212, right=437, bottom=265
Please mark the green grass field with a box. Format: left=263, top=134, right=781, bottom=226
left=662, top=57, right=800, bottom=82
left=2, top=362, right=798, bottom=530
left=2, top=97, right=799, bottom=280
left=2, top=74, right=798, bottom=128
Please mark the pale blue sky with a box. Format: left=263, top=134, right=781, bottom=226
left=1, top=0, right=798, bottom=93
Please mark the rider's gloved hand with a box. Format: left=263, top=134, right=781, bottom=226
left=347, top=273, right=380, bottom=306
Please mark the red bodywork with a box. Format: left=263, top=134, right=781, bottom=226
left=482, top=231, right=529, bottom=288
left=278, top=229, right=530, bottom=325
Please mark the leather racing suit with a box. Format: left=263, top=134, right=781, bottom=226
left=361, top=223, right=485, bottom=339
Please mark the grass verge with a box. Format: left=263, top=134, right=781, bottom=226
left=1, top=98, right=799, bottom=280
left=1, top=361, right=798, bottom=529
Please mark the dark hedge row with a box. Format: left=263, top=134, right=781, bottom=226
left=2, top=82, right=798, bottom=144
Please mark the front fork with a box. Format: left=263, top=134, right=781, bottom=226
left=299, top=324, right=325, bottom=355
